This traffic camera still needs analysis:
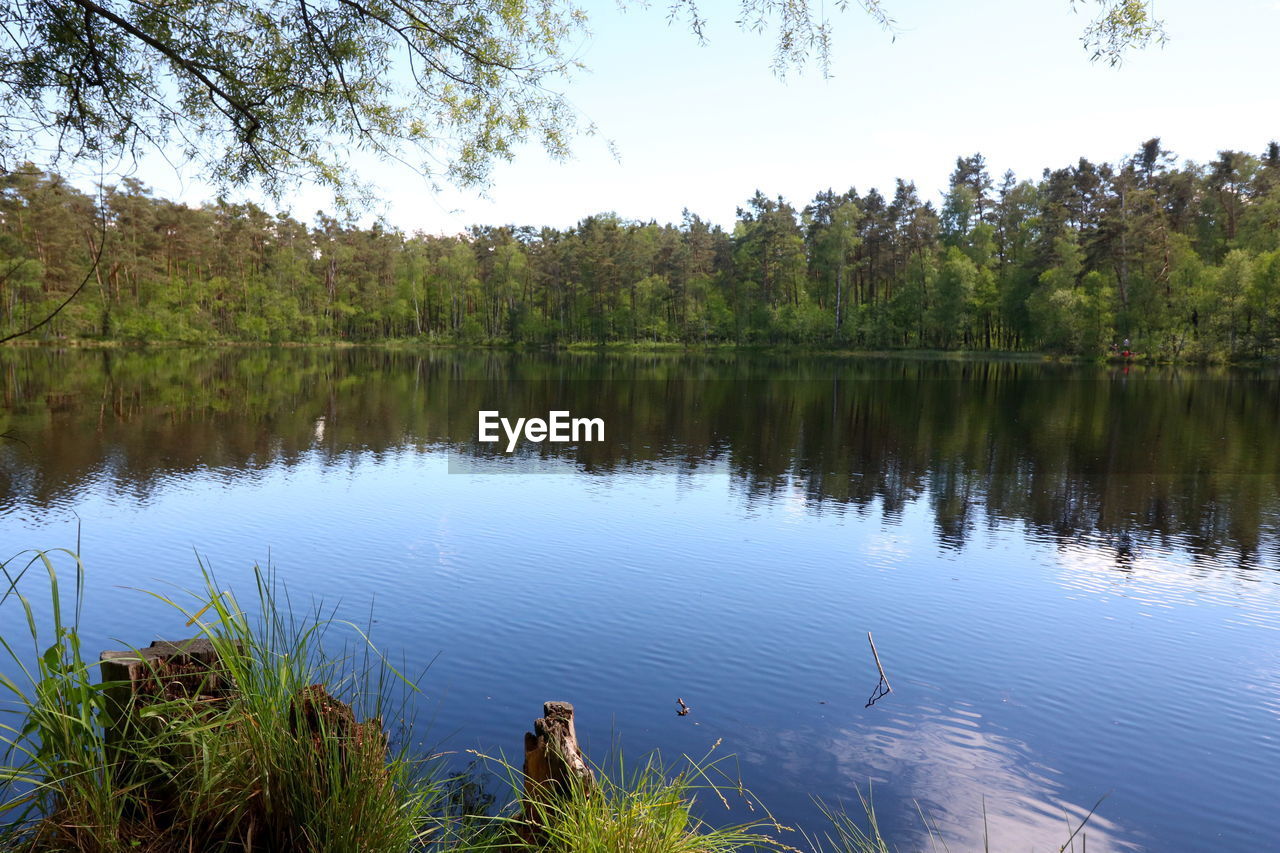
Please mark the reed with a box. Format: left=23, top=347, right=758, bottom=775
left=0, top=548, right=127, bottom=850
left=1, top=551, right=443, bottom=852
left=459, top=745, right=792, bottom=853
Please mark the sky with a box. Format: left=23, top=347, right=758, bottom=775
left=109, top=0, right=1280, bottom=234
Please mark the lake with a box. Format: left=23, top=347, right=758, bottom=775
left=2, top=347, right=1278, bottom=851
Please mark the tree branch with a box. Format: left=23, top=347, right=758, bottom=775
left=63, top=0, right=263, bottom=142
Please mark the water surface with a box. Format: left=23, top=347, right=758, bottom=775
left=2, top=348, right=1278, bottom=851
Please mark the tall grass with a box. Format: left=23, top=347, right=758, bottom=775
left=1, top=551, right=444, bottom=852
left=463, top=746, right=793, bottom=853
left=804, top=792, right=895, bottom=853
left=147, top=563, right=447, bottom=852
left=0, top=548, right=127, bottom=850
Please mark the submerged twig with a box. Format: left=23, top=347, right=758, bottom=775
left=865, top=631, right=892, bottom=708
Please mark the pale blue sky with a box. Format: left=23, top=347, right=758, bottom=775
left=121, top=0, right=1280, bottom=232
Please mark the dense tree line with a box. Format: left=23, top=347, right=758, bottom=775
left=3, top=138, right=1280, bottom=359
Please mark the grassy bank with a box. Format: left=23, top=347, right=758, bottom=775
left=1, top=549, right=1103, bottom=852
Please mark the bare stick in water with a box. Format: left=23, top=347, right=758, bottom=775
left=868, top=631, right=891, bottom=693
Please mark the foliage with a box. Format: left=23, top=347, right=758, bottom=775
left=1074, top=0, right=1166, bottom=65
left=0, top=0, right=591, bottom=201
left=5, top=137, right=1280, bottom=359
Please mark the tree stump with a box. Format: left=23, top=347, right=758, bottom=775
left=97, top=638, right=237, bottom=813
left=99, top=638, right=235, bottom=745
left=521, top=701, right=594, bottom=842
left=99, top=637, right=232, bottom=712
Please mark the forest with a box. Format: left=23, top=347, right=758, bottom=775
left=3, top=137, right=1279, bottom=360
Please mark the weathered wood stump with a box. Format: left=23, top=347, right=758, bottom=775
left=97, top=638, right=236, bottom=818
left=521, top=701, right=594, bottom=842
left=99, top=638, right=235, bottom=747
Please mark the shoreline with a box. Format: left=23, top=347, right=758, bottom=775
left=4, top=337, right=1274, bottom=366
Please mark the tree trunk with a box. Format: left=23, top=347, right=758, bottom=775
left=835, top=264, right=844, bottom=336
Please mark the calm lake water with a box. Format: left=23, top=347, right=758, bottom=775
left=2, top=348, right=1279, bottom=851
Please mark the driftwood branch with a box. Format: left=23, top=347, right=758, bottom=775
left=867, top=631, right=891, bottom=693
left=865, top=630, right=892, bottom=707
